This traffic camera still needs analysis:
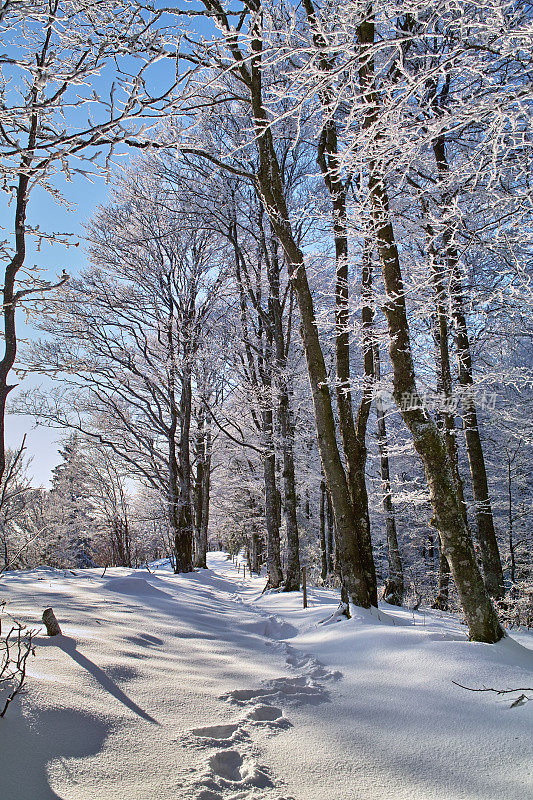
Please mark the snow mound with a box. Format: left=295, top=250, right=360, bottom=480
left=103, top=576, right=170, bottom=598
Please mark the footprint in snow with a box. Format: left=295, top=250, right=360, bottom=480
left=222, top=674, right=330, bottom=708
left=185, top=606, right=342, bottom=798
left=186, top=723, right=248, bottom=750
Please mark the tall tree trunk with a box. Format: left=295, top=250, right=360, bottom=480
left=263, top=395, right=283, bottom=588
left=221, top=3, right=372, bottom=609
left=432, top=135, right=505, bottom=601
left=173, top=364, right=194, bottom=573
left=194, top=405, right=208, bottom=568
left=373, top=343, right=404, bottom=605
left=326, top=489, right=334, bottom=577
left=200, top=424, right=212, bottom=567
left=319, top=479, right=328, bottom=582
left=357, top=11, right=503, bottom=642
left=166, top=297, right=193, bottom=573
left=0, top=106, right=38, bottom=487
left=259, top=195, right=371, bottom=607
left=423, top=209, right=468, bottom=609
left=251, top=531, right=262, bottom=574
left=433, top=546, right=451, bottom=611
left=231, top=214, right=283, bottom=588
left=268, top=237, right=300, bottom=591
left=304, top=0, right=376, bottom=604
left=328, top=170, right=377, bottom=604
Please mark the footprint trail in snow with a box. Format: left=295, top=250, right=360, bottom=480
left=183, top=610, right=342, bottom=800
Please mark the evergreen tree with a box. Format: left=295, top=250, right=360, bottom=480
left=49, top=434, right=95, bottom=568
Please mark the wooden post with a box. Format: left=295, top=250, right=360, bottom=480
left=302, top=566, right=307, bottom=609
left=42, top=607, right=62, bottom=636
left=243, top=564, right=246, bottom=579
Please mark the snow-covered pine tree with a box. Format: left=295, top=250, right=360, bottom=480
left=49, top=434, right=95, bottom=568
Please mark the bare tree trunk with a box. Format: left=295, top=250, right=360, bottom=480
left=304, top=0, right=377, bottom=604
left=263, top=400, right=283, bottom=588
left=278, top=387, right=300, bottom=591
left=329, top=185, right=377, bottom=603
left=169, top=356, right=194, bottom=573
left=0, top=117, right=36, bottom=487
left=423, top=210, right=468, bottom=609
left=194, top=405, right=210, bottom=569
left=319, top=479, right=328, bottom=582
left=373, top=344, right=404, bottom=605
left=251, top=531, right=262, bottom=574
left=254, top=118, right=371, bottom=604
left=433, top=547, right=451, bottom=611
left=358, top=12, right=503, bottom=642
left=326, top=489, right=334, bottom=577
left=212, top=2, right=372, bottom=609
left=200, top=424, right=212, bottom=566
left=432, top=136, right=505, bottom=601
left=230, top=213, right=283, bottom=588
left=267, top=237, right=300, bottom=591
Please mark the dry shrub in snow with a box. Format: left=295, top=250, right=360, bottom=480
left=0, top=603, right=35, bottom=718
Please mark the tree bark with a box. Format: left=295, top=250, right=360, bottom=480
left=432, top=135, right=505, bottom=601
left=200, top=0, right=372, bottom=608
left=326, top=489, right=334, bottom=577
left=304, top=0, right=377, bottom=604
left=200, top=424, right=212, bottom=565
left=267, top=237, right=300, bottom=591
left=194, top=405, right=209, bottom=568
left=168, top=298, right=194, bottom=573
left=263, top=403, right=283, bottom=588
left=373, top=343, right=404, bottom=605
left=0, top=161, right=34, bottom=486
left=357, top=11, right=503, bottom=642
left=248, top=33, right=372, bottom=610
left=319, top=479, right=328, bottom=582
left=433, top=546, right=451, bottom=611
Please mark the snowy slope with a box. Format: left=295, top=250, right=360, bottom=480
left=1, top=553, right=531, bottom=800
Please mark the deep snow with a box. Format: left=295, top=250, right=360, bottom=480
left=1, top=552, right=531, bottom=800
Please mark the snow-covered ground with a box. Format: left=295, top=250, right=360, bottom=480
left=1, top=552, right=531, bottom=800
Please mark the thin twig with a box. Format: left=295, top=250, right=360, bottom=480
left=452, top=681, right=533, bottom=694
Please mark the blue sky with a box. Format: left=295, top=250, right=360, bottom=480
left=3, top=2, right=215, bottom=486
left=5, top=174, right=112, bottom=487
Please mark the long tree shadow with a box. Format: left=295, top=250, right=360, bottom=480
left=37, top=635, right=159, bottom=724
left=3, top=704, right=110, bottom=800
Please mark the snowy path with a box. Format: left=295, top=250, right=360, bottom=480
left=1, top=553, right=532, bottom=800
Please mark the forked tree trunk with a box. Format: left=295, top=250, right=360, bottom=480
left=357, top=12, right=503, bottom=642
left=259, top=199, right=372, bottom=608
